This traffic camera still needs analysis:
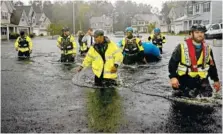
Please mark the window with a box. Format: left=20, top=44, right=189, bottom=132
left=221, top=24, right=222, bottom=29
left=1, top=27, right=7, bottom=35
left=203, top=2, right=210, bottom=12
left=193, top=20, right=202, bottom=24
left=145, top=21, right=149, bottom=24
left=187, top=5, right=193, bottom=14
left=21, top=18, right=24, bottom=21
left=138, top=21, right=144, bottom=25
left=1, top=12, right=4, bottom=19
left=211, top=24, right=220, bottom=30
left=195, top=4, right=199, bottom=12
left=203, top=20, right=209, bottom=25
left=1, top=12, right=8, bottom=20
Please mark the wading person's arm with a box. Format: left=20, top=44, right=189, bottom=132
left=77, top=47, right=94, bottom=72
left=70, top=36, right=77, bottom=56
left=27, top=36, right=33, bottom=53
left=208, top=49, right=221, bottom=92
left=57, top=37, right=62, bottom=49
left=111, top=43, right=124, bottom=73
left=14, top=37, right=20, bottom=51
left=168, top=44, right=181, bottom=89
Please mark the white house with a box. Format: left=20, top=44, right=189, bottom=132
left=90, top=15, right=113, bottom=34
left=1, top=1, right=16, bottom=40
left=131, top=14, right=160, bottom=33
left=20, top=6, right=37, bottom=33
left=11, top=6, right=30, bottom=34
left=32, top=6, right=51, bottom=36
left=172, top=1, right=222, bottom=34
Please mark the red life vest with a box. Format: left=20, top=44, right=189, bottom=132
left=185, top=38, right=206, bottom=72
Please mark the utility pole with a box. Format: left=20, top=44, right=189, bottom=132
left=72, top=1, right=75, bottom=35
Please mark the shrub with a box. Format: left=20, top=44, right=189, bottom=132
left=39, top=33, right=44, bottom=36
left=9, top=32, right=19, bottom=39
left=179, top=30, right=190, bottom=35
left=29, top=33, right=36, bottom=38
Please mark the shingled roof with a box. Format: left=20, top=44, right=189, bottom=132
left=10, top=7, right=24, bottom=25
left=132, top=14, right=159, bottom=21
left=32, top=5, right=42, bottom=13
left=14, top=6, right=31, bottom=16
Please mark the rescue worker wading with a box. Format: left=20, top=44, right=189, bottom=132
left=120, top=27, right=146, bottom=65
left=57, top=27, right=77, bottom=62
left=78, top=31, right=88, bottom=55
left=148, top=28, right=166, bottom=54
left=168, top=24, right=221, bottom=98
left=77, top=30, right=123, bottom=86
left=14, top=31, right=33, bottom=58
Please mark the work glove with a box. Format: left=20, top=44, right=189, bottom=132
left=213, top=81, right=221, bottom=92
left=170, top=77, right=180, bottom=89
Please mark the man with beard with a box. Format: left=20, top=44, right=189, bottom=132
left=168, top=24, right=221, bottom=98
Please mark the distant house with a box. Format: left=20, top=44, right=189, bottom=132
left=14, top=6, right=37, bottom=34
left=168, top=5, right=185, bottom=33
left=11, top=6, right=30, bottom=35
left=16, top=6, right=37, bottom=33
left=32, top=6, right=51, bottom=36
left=131, top=14, right=160, bottom=33
left=1, top=1, right=16, bottom=40
left=172, top=1, right=222, bottom=34
left=160, top=16, right=168, bottom=33
left=90, top=15, right=113, bottom=34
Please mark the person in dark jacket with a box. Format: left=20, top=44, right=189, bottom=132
left=168, top=24, right=221, bottom=98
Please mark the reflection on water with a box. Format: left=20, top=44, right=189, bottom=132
left=165, top=101, right=222, bottom=133
left=86, top=88, right=123, bottom=132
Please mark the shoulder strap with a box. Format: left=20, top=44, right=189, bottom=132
left=185, top=38, right=198, bottom=72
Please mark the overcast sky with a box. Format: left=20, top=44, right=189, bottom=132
left=18, top=0, right=168, bottom=11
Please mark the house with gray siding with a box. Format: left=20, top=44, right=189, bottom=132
left=32, top=6, right=51, bottom=36
left=1, top=1, right=16, bottom=40
left=90, top=15, right=113, bottom=34
left=131, top=14, right=160, bottom=33
left=172, top=1, right=222, bottom=34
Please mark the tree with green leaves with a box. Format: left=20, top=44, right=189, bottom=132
left=147, top=22, right=156, bottom=33
left=47, top=23, right=63, bottom=38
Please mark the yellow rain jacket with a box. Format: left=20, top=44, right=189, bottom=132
left=14, top=36, right=33, bottom=52
left=82, top=40, right=123, bottom=79
left=57, top=35, right=77, bottom=55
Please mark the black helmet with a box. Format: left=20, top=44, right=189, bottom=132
left=20, top=31, right=25, bottom=36
left=190, top=24, right=207, bottom=33
left=62, top=27, right=69, bottom=32
left=94, top=29, right=104, bottom=38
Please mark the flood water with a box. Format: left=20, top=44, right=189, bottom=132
left=1, top=35, right=222, bottom=132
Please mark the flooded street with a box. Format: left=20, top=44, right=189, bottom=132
left=1, top=35, right=222, bottom=133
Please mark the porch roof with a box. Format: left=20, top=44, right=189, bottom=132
left=1, top=23, right=18, bottom=27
